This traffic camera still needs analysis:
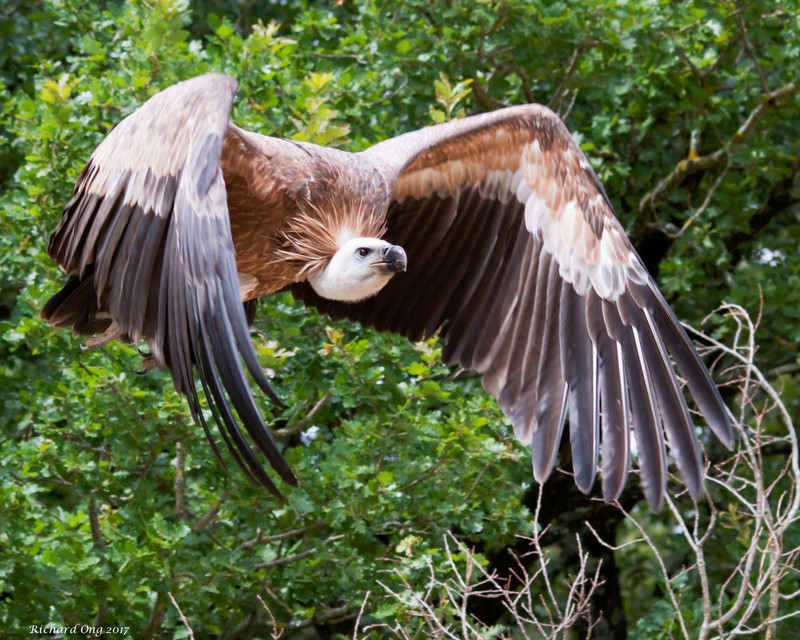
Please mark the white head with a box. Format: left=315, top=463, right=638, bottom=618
left=307, top=237, right=407, bottom=302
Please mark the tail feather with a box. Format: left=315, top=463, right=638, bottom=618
left=40, top=267, right=113, bottom=337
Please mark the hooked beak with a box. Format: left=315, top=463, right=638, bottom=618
left=374, top=244, right=407, bottom=273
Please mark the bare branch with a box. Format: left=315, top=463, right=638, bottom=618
left=168, top=592, right=195, bottom=640
left=256, top=595, right=284, bottom=640
left=374, top=525, right=600, bottom=638
left=353, top=590, right=371, bottom=640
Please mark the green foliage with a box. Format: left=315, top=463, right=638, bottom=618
left=430, top=74, right=473, bottom=123
left=1, top=0, right=798, bottom=638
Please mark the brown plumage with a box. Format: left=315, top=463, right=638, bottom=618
left=40, top=74, right=733, bottom=509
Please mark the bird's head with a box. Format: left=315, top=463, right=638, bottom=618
left=307, top=237, right=407, bottom=302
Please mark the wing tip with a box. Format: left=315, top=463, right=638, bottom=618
left=601, top=477, right=626, bottom=503
left=646, top=282, right=736, bottom=449
left=685, top=468, right=705, bottom=503
left=711, top=412, right=736, bottom=451
left=648, top=493, right=665, bottom=513
left=573, top=468, right=597, bottom=496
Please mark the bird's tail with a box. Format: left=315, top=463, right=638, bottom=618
left=40, top=265, right=115, bottom=338
left=42, top=266, right=260, bottom=340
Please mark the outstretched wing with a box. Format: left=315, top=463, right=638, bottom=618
left=41, top=74, right=296, bottom=497
left=294, top=105, right=733, bottom=510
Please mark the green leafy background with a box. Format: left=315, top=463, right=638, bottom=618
left=1, top=1, right=798, bottom=638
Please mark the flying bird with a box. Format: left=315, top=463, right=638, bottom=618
left=40, top=74, right=733, bottom=511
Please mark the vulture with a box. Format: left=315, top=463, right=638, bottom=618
left=41, top=74, right=733, bottom=511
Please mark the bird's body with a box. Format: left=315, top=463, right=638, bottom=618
left=222, top=126, right=394, bottom=299
left=41, top=74, right=733, bottom=510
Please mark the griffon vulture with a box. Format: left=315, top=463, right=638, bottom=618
left=41, top=74, right=733, bottom=511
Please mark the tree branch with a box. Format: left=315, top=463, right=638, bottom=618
left=141, top=592, right=165, bottom=640
left=192, top=491, right=230, bottom=534
left=87, top=495, right=107, bottom=552
left=471, top=78, right=507, bottom=111
left=548, top=43, right=597, bottom=114
left=235, top=522, right=324, bottom=551
left=254, top=535, right=344, bottom=569
left=273, top=389, right=333, bottom=438
left=397, top=443, right=452, bottom=492
left=132, top=433, right=163, bottom=494
left=174, top=439, right=188, bottom=520
left=633, top=82, right=799, bottom=244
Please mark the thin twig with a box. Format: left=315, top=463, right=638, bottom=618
left=168, top=592, right=195, bottom=640
left=398, top=443, right=452, bottom=492
left=735, top=3, right=771, bottom=95
left=665, top=155, right=731, bottom=238
left=353, top=590, right=371, bottom=640
left=256, top=595, right=284, bottom=640
left=548, top=43, right=596, bottom=113
left=235, top=522, right=324, bottom=551
left=254, top=535, right=344, bottom=569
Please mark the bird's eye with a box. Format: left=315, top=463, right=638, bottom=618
left=357, top=247, right=371, bottom=258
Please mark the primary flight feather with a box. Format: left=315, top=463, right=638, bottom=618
left=41, top=74, right=733, bottom=510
